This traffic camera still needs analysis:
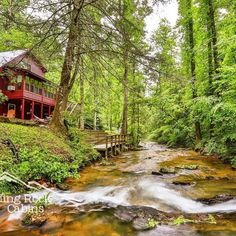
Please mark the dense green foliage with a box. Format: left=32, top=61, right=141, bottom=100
left=148, top=0, right=236, bottom=168
left=0, top=90, right=7, bottom=103
left=0, top=123, right=98, bottom=193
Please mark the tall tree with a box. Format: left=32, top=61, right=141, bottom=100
left=179, top=0, right=202, bottom=143
left=50, top=3, right=82, bottom=133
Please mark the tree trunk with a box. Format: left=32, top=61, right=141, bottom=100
left=206, top=0, right=220, bottom=96
left=79, top=60, right=85, bottom=130
left=130, top=62, right=139, bottom=146
left=50, top=7, right=80, bottom=133
left=187, top=0, right=202, bottom=143
left=207, top=0, right=220, bottom=74
left=93, top=69, right=97, bottom=130
left=205, top=0, right=220, bottom=137
left=206, top=5, right=214, bottom=96
left=121, top=49, right=129, bottom=135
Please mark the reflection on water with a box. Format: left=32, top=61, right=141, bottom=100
left=0, top=142, right=236, bottom=235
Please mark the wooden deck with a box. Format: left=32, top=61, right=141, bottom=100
left=83, top=130, right=130, bottom=157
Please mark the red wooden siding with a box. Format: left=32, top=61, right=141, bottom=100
left=0, top=51, right=55, bottom=120
left=8, top=54, right=45, bottom=78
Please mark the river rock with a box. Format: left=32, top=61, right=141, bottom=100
left=205, top=176, right=215, bottom=180
left=40, top=221, right=63, bottom=232
left=133, top=217, right=150, bottom=230
left=22, top=212, right=47, bottom=227
left=159, top=167, right=177, bottom=174
left=114, top=208, right=135, bottom=222
left=151, top=171, right=163, bottom=176
left=56, top=183, right=70, bottom=191
left=172, top=181, right=193, bottom=186
left=114, top=205, right=173, bottom=226
left=131, top=146, right=145, bottom=151
left=197, top=194, right=236, bottom=205
left=220, top=177, right=230, bottom=181
left=176, top=165, right=199, bottom=170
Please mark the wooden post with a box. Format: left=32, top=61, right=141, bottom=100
left=121, top=134, right=124, bottom=153
left=119, top=134, right=121, bottom=153
left=42, top=84, right=44, bottom=103
left=22, top=73, right=26, bottom=91
left=21, top=99, right=25, bottom=120
left=40, top=104, right=43, bottom=119
left=31, top=101, right=34, bottom=120
left=110, top=136, right=113, bottom=156
left=105, top=136, right=108, bottom=159
left=124, top=134, right=126, bottom=151
left=127, top=134, right=130, bottom=150
left=114, top=135, right=117, bottom=155
left=129, top=134, right=131, bottom=149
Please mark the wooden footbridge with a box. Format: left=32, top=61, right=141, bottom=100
left=83, top=130, right=131, bottom=158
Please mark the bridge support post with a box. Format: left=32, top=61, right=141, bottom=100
left=119, top=135, right=121, bottom=153
left=105, top=136, right=108, bottom=159
left=110, top=136, right=113, bottom=156
left=121, top=135, right=124, bottom=153
left=31, top=101, right=35, bottom=120
left=114, top=135, right=117, bottom=155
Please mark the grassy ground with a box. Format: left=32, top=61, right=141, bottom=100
left=0, top=123, right=98, bottom=193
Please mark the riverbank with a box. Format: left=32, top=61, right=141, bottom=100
left=0, top=142, right=235, bottom=235
left=0, top=123, right=98, bottom=193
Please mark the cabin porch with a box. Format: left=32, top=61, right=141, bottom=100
left=0, top=99, right=54, bottom=120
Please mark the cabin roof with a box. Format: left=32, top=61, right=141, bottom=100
left=0, top=49, right=47, bottom=72
left=0, top=50, right=26, bottom=67
left=0, top=50, right=57, bottom=86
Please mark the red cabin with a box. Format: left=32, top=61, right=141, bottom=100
left=0, top=50, right=56, bottom=120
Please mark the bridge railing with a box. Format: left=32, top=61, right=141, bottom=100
left=105, top=134, right=130, bottom=158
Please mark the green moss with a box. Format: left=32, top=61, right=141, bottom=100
left=176, top=165, right=199, bottom=170
left=146, top=218, right=159, bottom=228
left=207, top=214, right=217, bottom=224
left=172, top=216, right=195, bottom=225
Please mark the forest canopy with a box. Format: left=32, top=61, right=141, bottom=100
left=0, top=0, right=236, bottom=167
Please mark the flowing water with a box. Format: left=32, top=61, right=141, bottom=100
left=0, top=142, right=236, bottom=235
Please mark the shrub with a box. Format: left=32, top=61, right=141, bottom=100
left=0, top=90, right=7, bottom=103
left=0, top=123, right=99, bottom=193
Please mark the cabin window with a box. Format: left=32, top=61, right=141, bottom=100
left=44, top=85, right=49, bottom=97
left=34, top=86, right=39, bottom=94
left=30, top=84, right=34, bottom=93
left=17, top=75, right=22, bottom=83
left=39, top=88, right=42, bottom=95
left=16, top=75, right=22, bottom=90
left=16, top=83, right=22, bottom=90
left=34, top=81, right=38, bottom=94
left=19, top=61, right=31, bottom=71
left=25, top=77, right=29, bottom=91
left=26, top=83, right=29, bottom=91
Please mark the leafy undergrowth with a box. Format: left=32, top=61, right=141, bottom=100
left=0, top=123, right=98, bottom=194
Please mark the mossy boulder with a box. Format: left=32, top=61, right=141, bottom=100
left=22, top=211, right=47, bottom=227
left=172, top=180, right=193, bottom=186
left=56, top=183, right=70, bottom=191
left=176, top=165, right=199, bottom=170
left=159, top=167, right=177, bottom=174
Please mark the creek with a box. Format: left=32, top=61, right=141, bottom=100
left=0, top=142, right=236, bottom=235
